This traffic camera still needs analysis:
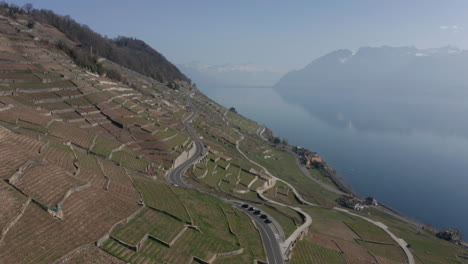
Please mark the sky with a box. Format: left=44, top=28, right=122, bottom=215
left=7, top=0, right=468, bottom=73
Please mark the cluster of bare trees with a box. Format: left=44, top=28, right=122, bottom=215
left=0, top=2, right=189, bottom=84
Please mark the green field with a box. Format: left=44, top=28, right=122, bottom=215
left=238, top=135, right=339, bottom=206
left=111, top=149, right=152, bottom=172
left=291, top=241, right=346, bottom=264
left=103, top=184, right=265, bottom=264
left=344, top=219, right=395, bottom=244
left=91, top=135, right=122, bottom=157
left=112, top=207, right=185, bottom=245
left=133, top=177, right=191, bottom=223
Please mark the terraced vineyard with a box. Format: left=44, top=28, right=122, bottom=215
left=112, top=207, right=185, bottom=246
left=291, top=241, right=347, bottom=264
left=133, top=177, right=192, bottom=223
left=0, top=10, right=266, bottom=264
left=100, top=184, right=265, bottom=264
left=1, top=4, right=466, bottom=264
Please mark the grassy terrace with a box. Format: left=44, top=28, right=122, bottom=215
left=164, top=133, right=190, bottom=150
left=224, top=207, right=266, bottom=261
left=264, top=180, right=303, bottom=206
left=103, top=185, right=264, bottom=264
left=308, top=167, right=340, bottom=191
left=133, top=177, right=191, bottom=223
left=190, top=152, right=266, bottom=204
left=91, top=135, right=122, bottom=157
left=356, top=207, right=468, bottom=264
left=297, top=206, right=412, bottom=264
left=74, top=148, right=101, bottom=170
left=111, top=148, right=153, bottom=172
left=0, top=71, right=40, bottom=80
left=154, top=126, right=177, bottom=139
left=112, top=207, right=185, bottom=245
left=344, top=218, right=396, bottom=244
left=238, top=169, right=256, bottom=186
left=226, top=110, right=261, bottom=135
left=238, top=134, right=339, bottom=207
left=291, top=241, right=346, bottom=264
left=10, top=79, right=76, bottom=89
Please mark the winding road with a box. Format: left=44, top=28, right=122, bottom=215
left=168, top=96, right=414, bottom=264
left=256, top=125, right=415, bottom=264
left=166, top=93, right=285, bottom=264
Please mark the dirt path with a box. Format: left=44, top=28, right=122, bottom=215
left=254, top=125, right=415, bottom=264
left=335, top=207, right=415, bottom=264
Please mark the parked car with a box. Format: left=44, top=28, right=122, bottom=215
left=253, top=210, right=261, bottom=215
left=241, top=204, right=249, bottom=208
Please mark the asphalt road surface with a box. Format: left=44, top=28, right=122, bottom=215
left=166, top=94, right=285, bottom=264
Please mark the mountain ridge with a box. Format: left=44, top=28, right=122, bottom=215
left=275, top=45, right=468, bottom=93
left=22, top=5, right=189, bottom=83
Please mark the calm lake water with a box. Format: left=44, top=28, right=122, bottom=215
left=200, top=86, right=468, bottom=235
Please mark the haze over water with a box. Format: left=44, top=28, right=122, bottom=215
left=200, top=85, right=468, bottom=235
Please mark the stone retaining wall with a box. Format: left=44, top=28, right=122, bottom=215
left=0, top=198, right=31, bottom=246
left=171, top=141, right=196, bottom=170
left=96, top=206, right=145, bottom=247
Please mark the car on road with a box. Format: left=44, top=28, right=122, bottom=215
left=260, top=214, right=268, bottom=219
left=248, top=207, right=255, bottom=211
left=253, top=210, right=261, bottom=215
left=241, top=204, right=249, bottom=208
left=264, top=219, right=272, bottom=224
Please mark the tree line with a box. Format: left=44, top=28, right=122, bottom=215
left=0, top=2, right=189, bottom=84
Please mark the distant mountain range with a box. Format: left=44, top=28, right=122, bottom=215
left=178, top=62, right=282, bottom=89
left=275, top=45, right=468, bottom=93
left=274, top=46, right=468, bottom=136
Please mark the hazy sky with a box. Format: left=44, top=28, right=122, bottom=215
left=8, top=0, right=468, bottom=72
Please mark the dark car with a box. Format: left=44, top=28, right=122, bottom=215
left=253, top=210, right=261, bottom=215
left=248, top=207, right=255, bottom=211
left=260, top=214, right=268, bottom=219
left=241, top=204, right=249, bottom=208
left=264, top=219, right=272, bottom=224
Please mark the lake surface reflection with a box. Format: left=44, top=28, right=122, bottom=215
left=201, top=86, right=468, bottom=234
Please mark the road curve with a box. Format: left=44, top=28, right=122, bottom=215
left=167, top=95, right=205, bottom=188
left=166, top=93, right=285, bottom=264
left=255, top=126, right=414, bottom=264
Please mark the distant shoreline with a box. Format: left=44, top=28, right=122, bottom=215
left=269, top=128, right=466, bottom=244
left=299, top=144, right=468, bottom=245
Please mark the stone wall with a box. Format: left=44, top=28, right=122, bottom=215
left=96, top=206, right=145, bottom=247
left=0, top=198, right=31, bottom=246
left=171, top=141, right=196, bottom=170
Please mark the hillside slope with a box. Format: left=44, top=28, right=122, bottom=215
left=0, top=7, right=264, bottom=264
left=0, top=4, right=466, bottom=264
left=3, top=4, right=189, bottom=83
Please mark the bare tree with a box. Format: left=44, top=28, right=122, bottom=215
left=22, top=3, right=33, bottom=13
